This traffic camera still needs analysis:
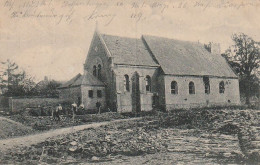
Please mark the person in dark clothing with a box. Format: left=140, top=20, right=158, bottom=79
left=53, top=104, right=62, bottom=121
left=78, top=103, right=85, bottom=115
left=106, top=101, right=111, bottom=112
left=71, top=102, right=77, bottom=121
left=96, top=101, right=101, bottom=114
left=112, top=100, right=117, bottom=112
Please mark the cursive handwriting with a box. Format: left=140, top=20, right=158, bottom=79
left=86, top=7, right=116, bottom=26
left=2, top=0, right=260, bottom=25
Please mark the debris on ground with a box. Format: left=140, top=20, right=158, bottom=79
left=0, top=109, right=259, bottom=164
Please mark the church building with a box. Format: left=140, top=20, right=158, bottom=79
left=58, top=31, right=240, bottom=112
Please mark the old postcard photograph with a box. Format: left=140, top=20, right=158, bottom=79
left=0, top=0, right=259, bottom=164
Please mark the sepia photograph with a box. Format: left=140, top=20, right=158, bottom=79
left=0, top=0, right=259, bottom=164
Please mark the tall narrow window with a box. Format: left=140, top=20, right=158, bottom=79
left=189, top=81, right=195, bottom=94
left=171, top=81, right=178, bottom=94
left=203, top=76, right=210, bottom=94
left=124, top=74, right=130, bottom=91
left=145, top=75, right=151, bottom=92
left=219, top=81, right=225, bottom=93
left=88, top=90, right=93, bottom=98
left=93, top=65, right=97, bottom=77
left=97, top=64, right=101, bottom=80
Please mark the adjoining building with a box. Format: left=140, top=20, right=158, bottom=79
left=58, top=72, right=105, bottom=110
left=58, top=31, right=240, bottom=112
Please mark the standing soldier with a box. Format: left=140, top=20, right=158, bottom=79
left=78, top=103, right=85, bottom=114
left=57, top=104, right=63, bottom=121
left=71, top=102, right=77, bottom=122
left=53, top=104, right=62, bottom=121
left=96, top=101, right=101, bottom=114
left=106, top=101, right=111, bottom=112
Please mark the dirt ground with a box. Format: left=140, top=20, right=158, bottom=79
left=0, top=118, right=140, bottom=151
left=0, top=109, right=259, bottom=164
left=0, top=117, right=34, bottom=139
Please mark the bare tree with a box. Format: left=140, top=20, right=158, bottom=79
left=223, top=33, right=260, bottom=105
left=0, top=59, right=19, bottom=93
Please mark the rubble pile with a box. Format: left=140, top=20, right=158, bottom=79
left=0, top=109, right=259, bottom=164
left=157, top=109, right=260, bottom=163
left=157, top=109, right=259, bottom=131
left=0, top=120, right=168, bottom=164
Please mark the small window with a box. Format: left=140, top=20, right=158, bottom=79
left=219, top=81, right=225, bottom=93
left=203, top=77, right=210, bottom=94
left=97, top=90, right=102, bottom=98
left=93, top=65, right=97, bottom=77
left=124, top=74, right=130, bottom=92
left=97, top=64, right=101, bottom=80
left=145, top=75, right=151, bottom=92
left=189, top=81, right=195, bottom=94
left=88, top=90, right=93, bottom=98
left=171, top=81, right=178, bottom=94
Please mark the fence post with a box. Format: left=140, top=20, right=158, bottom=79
left=8, top=97, right=13, bottom=112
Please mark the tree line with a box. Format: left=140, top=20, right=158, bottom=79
left=0, top=59, right=61, bottom=97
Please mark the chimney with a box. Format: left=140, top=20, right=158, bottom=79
left=210, top=42, right=221, bottom=54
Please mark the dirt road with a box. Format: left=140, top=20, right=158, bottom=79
left=0, top=117, right=140, bottom=151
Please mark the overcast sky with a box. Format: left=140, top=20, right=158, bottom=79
left=0, top=0, right=260, bottom=82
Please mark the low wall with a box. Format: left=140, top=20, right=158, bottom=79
left=9, top=97, right=66, bottom=112
left=0, top=96, right=10, bottom=112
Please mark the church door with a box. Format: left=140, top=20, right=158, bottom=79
left=132, top=72, right=141, bottom=113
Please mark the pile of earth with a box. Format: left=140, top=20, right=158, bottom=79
left=151, top=109, right=260, bottom=163
left=0, top=117, right=34, bottom=139
left=0, top=120, right=169, bottom=164
left=151, top=109, right=259, bottom=131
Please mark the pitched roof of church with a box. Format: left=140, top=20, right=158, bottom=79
left=99, top=33, right=237, bottom=78
left=142, top=35, right=237, bottom=78
left=100, top=34, right=159, bottom=67
left=59, top=72, right=104, bottom=89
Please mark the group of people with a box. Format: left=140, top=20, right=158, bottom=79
left=52, top=102, right=85, bottom=121
left=52, top=101, right=103, bottom=121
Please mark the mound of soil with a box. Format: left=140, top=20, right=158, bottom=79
left=0, top=117, right=34, bottom=139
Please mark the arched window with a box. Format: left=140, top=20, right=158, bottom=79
left=189, top=81, right=195, bottom=94
left=171, top=81, right=178, bottom=94
left=97, top=64, right=101, bottom=79
left=145, top=75, right=151, bottom=92
left=124, top=74, right=130, bottom=92
left=93, top=65, right=96, bottom=77
left=219, top=81, right=225, bottom=93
